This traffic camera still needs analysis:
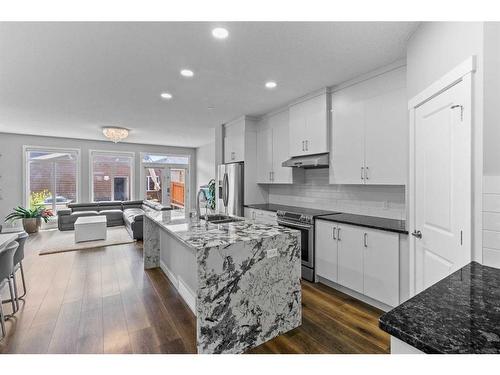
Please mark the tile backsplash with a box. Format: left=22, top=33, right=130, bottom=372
left=268, top=169, right=406, bottom=220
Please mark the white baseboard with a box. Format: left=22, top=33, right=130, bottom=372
left=178, top=278, right=196, bottom=314
left=159, top=260, right=196, bottom=314
left=316, top=276, right=393, bottom=312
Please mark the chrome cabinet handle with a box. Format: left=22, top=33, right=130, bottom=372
left=364, top=233, right=368, bottom=247
left=337, top=228, right=341, bottom=241
left=302, top=141, right=305, bottom=151
left=305, top=140, right=309, bottom=151
left=365, top=166, right=369, bottom=180
left=332, top=227, right=336, bottom=240
left=361, top=167, right=364, bottom=180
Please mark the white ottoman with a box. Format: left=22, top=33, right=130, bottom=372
left=74, top=216, right=107, bottom=243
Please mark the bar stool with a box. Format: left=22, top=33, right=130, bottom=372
left=0, top=241, right=19, bottom=340
left=13, top=232, right=28, bottom=301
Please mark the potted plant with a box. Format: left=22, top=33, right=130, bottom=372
left=5, top=206, right=53, bottom=234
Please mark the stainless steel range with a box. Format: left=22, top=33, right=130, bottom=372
left=275, top=206, right=339, bottom=282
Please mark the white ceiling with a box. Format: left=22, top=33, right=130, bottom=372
left=0, top=22, right=418, bottom=148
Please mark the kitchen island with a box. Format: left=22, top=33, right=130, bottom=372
left=143, top=210, right=302, bottom=354
left=379, top=262, right=500, bottom=354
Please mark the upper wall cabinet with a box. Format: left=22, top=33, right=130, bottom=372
left=289, top=92, right=330, bottom=157
left=329, top=66, right=408, bottom=185
left=224, top=118, right=245, bottom=163
left=256, top=111, right=304, bottom=184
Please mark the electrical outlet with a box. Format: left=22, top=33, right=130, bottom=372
left=266, top=248, right=278, bottom=258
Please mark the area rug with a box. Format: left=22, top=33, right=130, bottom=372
left=33, top=226, right=135, bottom=255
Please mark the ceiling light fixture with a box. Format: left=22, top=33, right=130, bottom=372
left=161, top=92, right=173, bottom=100
left=180, top=69, right=194, bottom=77
left=102, top=127, right=129, bottom=143
left=212, top=27, right=229, bottom=39
left=265, top=81, right=277, bottom=89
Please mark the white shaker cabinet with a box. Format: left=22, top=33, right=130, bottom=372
left=336, top=224, right=365, bottom=294
left=362, top=228, right=399, bottom=307
left=256, top=127, right=273, bottom=182
left=315, top=219, right=339, bottom=283
left=289, top=92, right=329, bottom=157
left=364, top=88, right=407, bottom=184
left=224, top=118, right=245, bottom=163
left=330, top=100, right=365, bottom=184
left=315, top=219, right=400, bottom=307
left=256, top=111, right=300, bottom=184
left=329, top=66, right=407, bottom=185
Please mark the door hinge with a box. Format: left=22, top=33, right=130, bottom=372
left=451, top=104, right=463, bottom=121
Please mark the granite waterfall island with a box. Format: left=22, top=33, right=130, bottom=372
left=143, top=211, right=302, bottom=354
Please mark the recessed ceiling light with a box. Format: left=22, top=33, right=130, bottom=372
left=160, top=92, right=172, bottom=100
left=180, top=69, right=194, bottom=77
left=265, top=81, right=277, bottom=89
left=212, top=27, right=229, bottom=39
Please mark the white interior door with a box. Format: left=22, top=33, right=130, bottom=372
left=414, top=79, right=471, bottom=293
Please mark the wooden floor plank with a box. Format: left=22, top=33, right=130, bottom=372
left=0, top=238, right=389, bottom=354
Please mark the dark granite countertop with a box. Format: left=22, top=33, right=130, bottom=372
left=244, top=203, right=338, bottom=217
left=379, top=262, right=500, bottom=354
left=316, top=213, right=407, bottom=234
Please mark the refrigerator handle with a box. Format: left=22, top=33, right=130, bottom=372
left=223, top=172, right=229, bottom=208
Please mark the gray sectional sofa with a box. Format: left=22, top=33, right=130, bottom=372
left=57, top=200, right=170, bottom=240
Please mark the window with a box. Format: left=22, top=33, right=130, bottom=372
left=142, top=153, right=189, bottom=165
left=24, top=147, right=79, bottom=214
left=90, top=151, right=134, bottom=202
left=146, top=175, right=161, bottom=191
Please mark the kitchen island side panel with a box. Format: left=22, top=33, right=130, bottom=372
left=196, top=232, right=302, bottom=354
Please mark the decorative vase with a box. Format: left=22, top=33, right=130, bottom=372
left=23, top=218, right=39, bottom=234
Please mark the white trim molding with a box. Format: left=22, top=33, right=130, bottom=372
left=408, top=56, right=476, bottom=109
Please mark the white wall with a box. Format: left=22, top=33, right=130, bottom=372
left=406, top=22, right=485, bottom=263
left=482, top=176, right=500, bottom=268
left=0, top=132, right=196, bottom=223
left=268, top=169, right=406, bottom=219
left=483, top=22, right=500, bottom=176
left=195, top=140, right=215, bottom=189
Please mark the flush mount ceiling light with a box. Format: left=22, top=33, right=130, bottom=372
left=102, top=127, right=129, bottom=143
left=212, top=27, right=229, bottom=39
left=265, top=81, right=277, bottom=89
left=160, top=92, right=173, bottom=100
left=180, top=69, right=194, bottom=77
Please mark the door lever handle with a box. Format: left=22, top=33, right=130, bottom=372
left=411, top=230, right=422, bottom=239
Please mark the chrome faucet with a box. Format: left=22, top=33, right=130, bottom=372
left=196, top=189, right=208, bottom=222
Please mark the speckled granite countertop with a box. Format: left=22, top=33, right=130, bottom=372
left=144, top=210, right=300, bottom=250
left=379, top=262, right=500, bottom=353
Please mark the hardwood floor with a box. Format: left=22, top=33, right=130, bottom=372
left=0, top=234, right=389, bottom=354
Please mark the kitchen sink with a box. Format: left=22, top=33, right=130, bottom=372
left=204, top=214, right=243, bottom=224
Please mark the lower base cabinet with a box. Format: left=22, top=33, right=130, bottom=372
left=315, top=219, right=399, bottom=307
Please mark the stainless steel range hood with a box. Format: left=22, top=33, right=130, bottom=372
left=282, top=153, right=329, bottom=169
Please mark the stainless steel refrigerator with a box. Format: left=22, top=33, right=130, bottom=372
left=217, top=162, right=244, bottom=216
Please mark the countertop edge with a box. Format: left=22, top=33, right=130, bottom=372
left=315, top=216, right=408, bottom=235
left=378, top=318, right=442, bottom=354
left=144, top=212, right=301, bottom=251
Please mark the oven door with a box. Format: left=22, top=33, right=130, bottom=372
left=277, top=220, right=314, bottom=269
